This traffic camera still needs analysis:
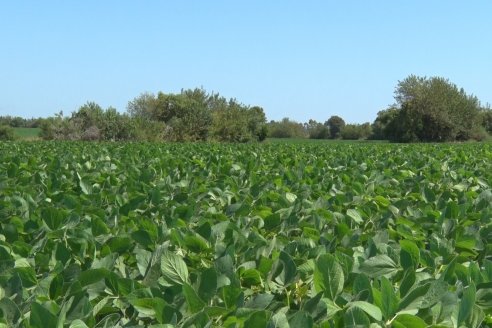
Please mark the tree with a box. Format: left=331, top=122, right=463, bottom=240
left=305, top=119, right=330, bottom=139
left=481, top=108, right=492, bottom=135
left=127, top=92, right=157, bottom=120
left=370, top=107, right=399, bottom=140
left=325, top=115, right=345, bottom=139
left=340, top=123, right=372, bottom=140
left=387, top=75, right=483, bottom=142
left=0, top=125, right=15, bottom=141
left=268, top=118, right=306, bottom=138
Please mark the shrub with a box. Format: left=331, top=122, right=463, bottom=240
left=0, top=125, right=15, bottom=141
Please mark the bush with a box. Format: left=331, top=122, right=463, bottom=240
left=0, top=125, right=15, bottom=141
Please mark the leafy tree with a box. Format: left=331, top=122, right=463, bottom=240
left=268, top=118, right=306, bottom=138
left=387, top=75, right=483, bottom=142
left=481, top=108, right=492, bottom=134
left=325, top=115, right=345, bottom=139
left=370, top=107, right=399, bottom=140
left=340, top=123, right=372, bottom=140
left=127, top=92, right=157, bottom=120
left=0, top=125, right=15, bottom=140
left=305, top=119, right=330, bottom=139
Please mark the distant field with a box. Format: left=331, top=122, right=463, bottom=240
left=13, top=127, right=41, bottom=139
left=265, top=137, right=388, bottom=143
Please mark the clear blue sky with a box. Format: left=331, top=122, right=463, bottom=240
left=1, top=1, right=491, bottom=123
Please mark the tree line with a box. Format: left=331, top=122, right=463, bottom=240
left=267, top=75, right=492, bottom=142
left=20, top=88, right=268, bottom=142
left=1, top=75, right=491, bottom=142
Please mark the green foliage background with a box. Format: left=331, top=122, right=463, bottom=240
left=1, top=141, right=492, bottom=327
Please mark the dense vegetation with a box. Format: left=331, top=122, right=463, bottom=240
left=34, top=89, right=267, bottom=143
left=268, top=76, right=491, bottom=142
left=1, top=75, right=491, bottom=143
left=1, top=141, right=492, bottom=327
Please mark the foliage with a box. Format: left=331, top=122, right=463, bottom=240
left=371, top=107, right=400, bottom=140
left=480, top=109, right=492, bottom=135
left=325, top=115, right=346, bottom=139
left=40, top=104, right=137, bottom=141
left=268, top=118, right=307, bottom=138
left=1, top=141, right=492, bottom=327
left=0, top=125, right=15, bottom=141
left=340, top=123, right=372, bottom=140
left=0, top=116, right=41, bottom=128
left=382, top=75, right=483, bottom=142
left=305, top=120, right=330, bottom=139
left=127, top=89, right=267, bottom=142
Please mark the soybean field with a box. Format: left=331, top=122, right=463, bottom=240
left=1, top=142, right=492, bottom=327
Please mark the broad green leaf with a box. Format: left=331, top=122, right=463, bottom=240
left=0, top=298, right=20, bottom=325
left=458, top=282, right=476, bottom=326
left=275, top=251, right=297, bottom=286
left=289, top=310, right=313, bottom=328
left=399, top=240, right=420, bottom=270
left=69, top=319, right=89, bottom=328
left=241, top=269, right=262, bottom=287
left=107, top=236, right=133, bottom=254
left=381, top=276, right=398, bottom=319
left=360, top=255, right=399, bottom=278
left=244, top=311, right=267, bottom=328
left=314, top=254, right=344, bottom=300
left=347, top=209, right=363, bottom=224
left=398, top=282, right=431, bottom=311
left=198, top=267, right=218, bottom=302
left=30, top=302, right=58, bottom=328
left=41, top=208, right=66, bottom=230
left=79, top=268, right=110, bottom=286
left=349, top=301, right=382, bottom=321
left=392, top=314, right=426, bottom=328
left=183, top=282, right=205, bottom=314
left=270, top=311, right=289, bottom=328
left=160, top=250, right=189, bottom=285
left=344, top=306, right=370, bottom=328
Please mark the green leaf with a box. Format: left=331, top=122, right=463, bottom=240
left=270, top=312, right=289, bottom=328
left=398, top=282, right=431, bottom=311
left=360, top=255, right=399, bottom=278
left=392, top=314, right=426, bottom=328
left=380, top=276, right=398, bottom=319
left=107, top=236, right=133, bottom=254
left=314, top=254, right=344, bottom=300
left=241, top=269, right=262, bottom=287
left=41, top=208, right=66, bottom=230
left=69, top=319, right=89, bottom=328
left=399, top=240, right=420, bottom=270
left=183, top=282, right=206, bottom=314
left=79, top=268, right=110, bottom=286
left=161, top=250, right=189, bottom=285
left=285, top=192, right=297, bottom=203
left=0, top=298, right=20, bottom=325
left=275, top=251, right=297, bottom=286
left=15, top=266, right=37, bottom=288
left=79, top=178, right=92, bottom=195
left=264, top=213, right=281, bottom=230
left=399, top=269, right=416, bottom=298
left=349, top=301, right=382, bottom=321
left=458, top=282, right=476, bottom=326
left=244, top=311, right=267, bottom=328
left=198, top=267, right=217, bottom=302
left=30, top=302, right=58, bottom=328
left=347, top=209, right=363, bottom=224
left=344, top=306, right=370, bottom=328
left=289, top=310, right=313, bottom=328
